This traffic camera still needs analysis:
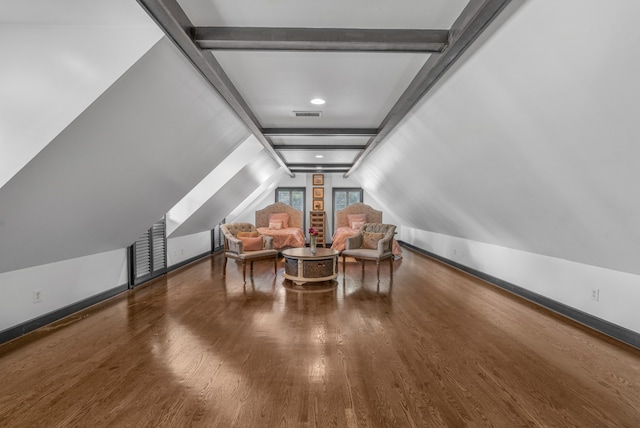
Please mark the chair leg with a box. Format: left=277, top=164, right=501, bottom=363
left=250, top=261, right=254, bottom=276
left=223, top=256, right=227, bottom=276
left=273, top=256, right=277, bottom=275
left=376, top=260, right=381, bottom=280
left=342, top=255, right=346, bottom=276
left=389, top=256, right=393, bottom=275
left=242, top=260, right=247, bottom=282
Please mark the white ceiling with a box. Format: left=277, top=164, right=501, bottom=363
left=176, top=0, right=468, bottom=28
left=214, top=51, right=430, bottom=128
left=140, top=0, right=478, bottom=174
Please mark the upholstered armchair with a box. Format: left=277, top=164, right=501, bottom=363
left=341, top=223, right=396, bottom=280
left=220, top=223, right=278, bottom=282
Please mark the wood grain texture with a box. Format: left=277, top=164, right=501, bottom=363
left=1, top=249, right=639, bottom=427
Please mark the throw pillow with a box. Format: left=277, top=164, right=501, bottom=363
left=347, top=214, right=366, bottom=229
left=237, top=231, right=259, bottom=238
left=268, top=213, right=289, bottom=229
left=239, top=236, right=263, bottom=251
left=351, top=221, right=365, bottom=230
left=362, top=232, right=385, bottom=250
left=269, top=221, right=282, bottom=230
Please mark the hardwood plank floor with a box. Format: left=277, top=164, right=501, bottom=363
left=0, top=248, right=639, bottom=427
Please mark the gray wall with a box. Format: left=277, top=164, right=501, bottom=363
left=0, top=37, right=250, bottom=273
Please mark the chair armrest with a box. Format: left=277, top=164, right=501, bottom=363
left=377, top=235, right=393, bottom=255
left=346, top=232, right=363, bottom=250
left=262, top=235, right=274, bottom=249
left=226, top=236, right=243, bottom=254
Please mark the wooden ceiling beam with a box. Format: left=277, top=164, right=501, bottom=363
left=135, top=0, right=293, bottom=176
left=263, top=128, right=377, bottom=137
left=287, top=163, right=354, bottom=169
left=273, top=145, right=365, bottom=151
left=194, top=27, right=449, bottom=52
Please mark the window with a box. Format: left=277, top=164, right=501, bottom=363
left=276, top=187, right=305, bottom=212
left=332, top=188, right=363, bottom=228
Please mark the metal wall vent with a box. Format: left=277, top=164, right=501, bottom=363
left=293, top=111, right=322, bottom=117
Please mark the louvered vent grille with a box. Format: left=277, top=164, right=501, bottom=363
left=130, top=218, right=167, bottom=287
left=151, top=222, right=166, bottom=271
left=293, top=111, right=321, bottom=117
left=213, top=222, right=223, bottom=251
left=134, top=233, right=151, bottom=278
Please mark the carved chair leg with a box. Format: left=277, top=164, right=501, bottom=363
left=342, top=256, right=346, bottom=276
left=242, top=260, right=247, bottom=282
left=376, top=260, right=381, bottom=280
left=223, top=256, right=228, bottom=276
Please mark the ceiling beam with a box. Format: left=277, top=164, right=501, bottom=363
left=290, top=169, right=350, bottom=173
left=287, top=163, right=354, bottom=169
left=273, top=145, right=365, bottom=151
left=263, top=128, right=378, bottom=137
left=135, top=0, right=293, bottom=177
left=345, top=0, right=514, bottom=177
left=194, top=27, right=449, bottom=52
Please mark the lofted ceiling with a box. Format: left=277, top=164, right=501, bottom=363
left=136, top=0, right=513, bottom=175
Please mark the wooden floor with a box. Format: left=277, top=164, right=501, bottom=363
left=1, top=249, right=639, bottom=427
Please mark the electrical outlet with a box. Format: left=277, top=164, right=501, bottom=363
left=591, top=289, right=599, bottom=302
left=33, top=289, right=43, bottom=303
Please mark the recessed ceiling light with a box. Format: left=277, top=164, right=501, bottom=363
left=310, top=98, right=325, bottom=105
left=315, top=155, right=324, bottom=158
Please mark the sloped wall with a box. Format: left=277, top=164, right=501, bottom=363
left=353, top=0, right=640, bottom=334
left=355, top=0, right=640, bottom=277
left=0, top=1, right=162, bottom=188
left=169, top=150, right=280, bottom=238
left=0, top=37, right=250, bottom=274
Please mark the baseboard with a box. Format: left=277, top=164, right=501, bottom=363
left=398, top=241, right=640, bottom=350
left=167, top=251, right=212, bottom=272
left=0, top=283, right=129, bottom=346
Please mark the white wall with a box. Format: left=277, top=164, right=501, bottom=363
left=166, top=135, right=264, bottom=237
left=351, top=0, right=640, bottom=335
left=167, top=231, right=212, bottom=267
left=401, top=227, right=640, bottom=334
left=169, top=150, right=280, bottom=237
left=0, top=249, right=127, bottom=332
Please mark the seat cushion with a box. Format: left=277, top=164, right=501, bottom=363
left=342, top=248, right=392, bottom=260
left=237, top=231, right=259, bottom=238
left=227, top=248, right=278, bottom=259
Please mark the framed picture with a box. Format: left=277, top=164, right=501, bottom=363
left=313, top=187, right=324, bottom=198
left=312, top=174, right=324, bottom=185
left=313, top=200, right=324, bottom=211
